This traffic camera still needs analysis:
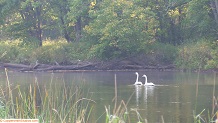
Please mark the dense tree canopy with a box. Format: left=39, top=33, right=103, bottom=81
left=1, top=0, right=217, bottom=43
left=84, top=0, right=158, bottom=59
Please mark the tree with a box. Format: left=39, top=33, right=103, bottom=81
left=138, top=0, right=189, bottom=45
left=48, top=0, right=90, bottom=42
left=210, top=0, right=218, bottom=26
left=0, top=0, right=47, bottom=46
left=84, top=0, right=158, bottom=59
left=68, top=0, right=91, bottom=42
left=184, top=0, right=218, bottom=39
left=48, top=0, right=72, bottom=42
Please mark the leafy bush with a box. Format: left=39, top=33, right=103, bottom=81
left=0, top=39, right=90, bottom=64
left=31, top=39, right=89, bottom=64
left=175, top=39, right=213, bottom=70
left=31, top=45, right=54, bottom=64
left=205, top=40, right=218, bottom=69
left=0, top=40, right=21, bottom=63
left=151, top=42, right=178, bottom=65
left=133, top=42, right=178, bottom=66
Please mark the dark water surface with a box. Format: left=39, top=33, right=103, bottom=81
left=0, top=70, right=217, bottom=123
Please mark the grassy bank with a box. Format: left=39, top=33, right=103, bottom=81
left=0, top=39, right=177, bottom=66
left=0, top=39, right=88, bottom=65
left=0, top=39, right=218, bottom=70
left=175, top=39, right=218, bottom=70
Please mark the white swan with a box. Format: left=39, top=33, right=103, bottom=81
left=134, top=72, right=143, bottom=85
left=142, top=74, right=155, bottom=86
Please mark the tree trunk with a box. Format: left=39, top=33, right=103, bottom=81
left=19, top=1, right=43, bottom=46
left=75, top=17, right=82, bottom=42
left=60, top=15, right=72, bottom=42
left=214, top=0, right=218, bottom=25
left=210, top=0, right=218, bottom=25
left=35, top=5, right=42, bottom=46
left=59, top=1, right=72, bottom=43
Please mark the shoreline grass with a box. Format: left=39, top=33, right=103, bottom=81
left=0, top=68, right=95, bottom=122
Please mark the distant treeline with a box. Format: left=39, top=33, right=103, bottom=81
left=0, top=0, right=217, bottom=70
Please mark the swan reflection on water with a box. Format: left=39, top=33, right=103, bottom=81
left=135, top=85, right=143, bottom=106
left=144, top=86, right=154, bottom=103
left=134, top=85, right=154, bottom=106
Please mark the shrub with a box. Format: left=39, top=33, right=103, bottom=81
left=0, top=39, right=90, bottom=64
left=136, top=42, right=178, bottom=66
left=175, top=39, right=212, bottom=70
left=31, top=39, right=89, bottom=64
left=0, top=40, right=21, bottom=63
left=151, top=42, right=178, bottom=65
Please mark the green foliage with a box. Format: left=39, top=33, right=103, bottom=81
left=0, top=38, right=217, bottom=70
left=0, top=101, right=6, bottom=118
left=175, top=39, right=217, bottom=69
left=206, top=40, right=218, bottom=69
left=0, top=41, right=21, bottom=62
left=1, top=0, right=218, bottom=44
left=0, top=0, right=51, bottom=45
left=184, top=0, right=217, bottom=39
left=0, top=40, right=89, bottom=64
left=0, top=0, right=218, bottom=69
left=14, top=47, right=33, bottom=64
left=68, top=0, right=89, bottom=22
left=128, top=41, right=178, bottom=66
left=150, top=42, right=178, bottom=65
left=85, top=0, right=158, bottom=60
left=0, top=41, right=39, bottom=64
left=32, top=40, right=88, bottom=64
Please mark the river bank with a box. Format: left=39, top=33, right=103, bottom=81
left=0, top=59, right=176, bottom=72
left=1, top=60, right=217, bottom=73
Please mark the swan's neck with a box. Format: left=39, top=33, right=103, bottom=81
left=136, top=73, right=139, bottom=82
left=144, top=76, right=147, bottom=84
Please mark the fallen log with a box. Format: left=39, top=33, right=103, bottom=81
left=2, top=63, right=30, bottom=68
left=20, top=63, right=97, bottom=72
left=0, top=61, right=176, bottom=72
left=122, top=64, right=143, bottom=69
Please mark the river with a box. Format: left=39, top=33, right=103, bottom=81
left=0, top=70, right=217, bottom=123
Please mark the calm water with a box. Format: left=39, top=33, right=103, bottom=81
left=0, top=70, right=217, bottom=123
